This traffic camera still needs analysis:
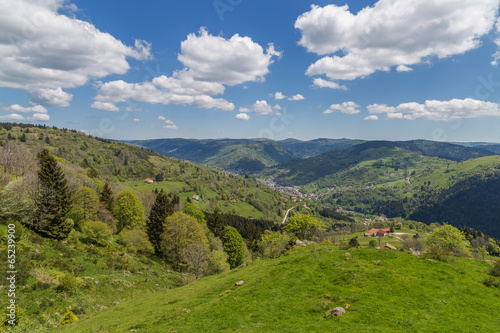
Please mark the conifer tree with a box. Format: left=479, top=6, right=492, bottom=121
left=32, top=149, right=72, bottom=239
left=147, top=192, right=174, bottom=254
left=206, top=207, right=224, bottom=238
left=100, top=182, right=115, bottom=211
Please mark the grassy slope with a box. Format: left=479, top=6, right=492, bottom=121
left=59, top=246, right=500, bottom=333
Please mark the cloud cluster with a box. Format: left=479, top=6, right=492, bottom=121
left=288, top=94, right=305, bottom=101
left=296, top=1, right=500, bottom=83
left=367, top=98, right=500, bottom=121
left=238, top=100, right=274, bottom=116
left=235, top=113, right=250, bottom=121
left=0, top=0, right=151, bottom=106
left=323, top=101, right=360, bottom=114
left=95, top=28, right=281, bottom=112
left=1, top=103, right=49, bottom=121
left=158, top=116, right=178, bottom=129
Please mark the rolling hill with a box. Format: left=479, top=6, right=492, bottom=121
left=57, top=245, right=500, bottom=332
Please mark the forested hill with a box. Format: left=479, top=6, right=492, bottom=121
left=0, top=123, right=297, bottom=220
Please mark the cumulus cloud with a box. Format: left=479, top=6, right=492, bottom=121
left=288, top=94, right=305, bottom=101
left=364, top=115, right=379, bottom=121
left=0, top=112, right=49, bottom=121
left=178, top=27, right=282, bottom=85
left=90, top=101, right=120, bottom=112
left=273, top=104, right=282, bottom=110
left=0, top=0, right=152, bottom=106
left=274, top=92, right=287, bottom=100
left=0, top=113, right=26, bottom=121
left=127, top=106, right=142, bottom=112
left=158, top=115, right=166, bottom=121
left=312, top=78, right=348, bottom=90
left=368, top=98, right=500, bottom=121
left=323, top=101, right=360, bottom=114
left=2, top=104, right=48, bottom=114
left=133, top=118, right=140, bottom=122
left=296, top=1, right=500, bottom=82
left=396, top=65, right=413, bottom=73
left=94, top=28, right=281, bottom=112
left=251, top=100, right=273, bottom=115
left=235, top=113, right=250, bottom=120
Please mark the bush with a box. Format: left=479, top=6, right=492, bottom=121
left=80, top=220, right=112, bottom=246
left=204, top=250, right=230, bottom=276
left=257, top=230, right=290, bottom=259
left=120, top=229, right=154, bottom=255
left=369, top=239, right=377, bottom=248
left=483, top=277, right=499, bottom=288
left=348, top=237, right=360, bottom=248
left=488, top=262, right=500, bottom=277
left=2, top=305, right=25, bottom=326
left=59, top=309, right=78, bottom=326
left=58, top=273, right=81, bottom=294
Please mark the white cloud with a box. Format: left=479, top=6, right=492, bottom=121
left=2, top=104, right=47, bottom=114
left=296, top=1, right=500, bottom=82
left=274, top=92, right=287, bottom=100
left=0, top=113, right=26, bottom=121
left=178, top=28, right=282, bottom=85
left=133, top=118, right=140, bottom=122
left=235, top=113, right=250, bottom=121
left=0, top=0, right=152, bottom=106
left=396, top=65, right=413, bottom=72
left=30, top=88, right=73, bottom=107
left=251, top=100, right=273, bottom=115
left=367, top=98, right=500, bottom=121
left=288, top=94, right=305, bottom=101
left=90, top=101, right=119, bottom=112
left=324, top=101, right=360, bottom=114
left=158, top=115, right=166, bottom=121
left=163, top=125, right=178, bottom=130
left=273, top=104, right=282, bottom=110
left=364, top=115, right=379, bottom=121
left=312, top=78, right=348, bottom=90
left=238, top=107, right=251, bottom=113
left=126, top=106, right=142, bottom=112
left=31, top=113, right=50, bottom=121
left=163, top=119, right=174, bottom=125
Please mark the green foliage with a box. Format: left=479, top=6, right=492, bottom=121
left=32, top=149, right=72, bottom=239
left=183, top=202, right=206, bottom=225
left=80, top=220, right=112, bottom=246
left=2, top=305, right=25, bottom=326
left=58, top=273, right=81, bottom=294
left=369, top=239, right=377, bottom=248
left=67, top=186, right=99, bottom=230
left=348, top=237, right=360, bottom=248
left=59, top=309, right=78, bottom=326
left=424, top=225, right=470, bottom=260
left=114, top=190, right=145, bottom=232
left=120, top=229, right=154, bottom=255
left=206, top=207, right=224, bottom=238
left=183, top=242, right=210, bottom=279
left=221, top=226, right=245, bottom=269
left=147, top=192, right=174, bottom=254
left=204, top=250, right=230, bottom=276
left=257, top=230, right=290, bottom=259
left=159, top=212, right=209, bottom=268
left=100, top=182, right=115, bottom=211
left=282, top=213, right=325, bottom=240
left=488, top=262, right=500, bottom=277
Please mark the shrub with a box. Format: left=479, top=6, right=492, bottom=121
left=424, top=225, right=470, bottom=260
left=488, top=262, right=500, bottom=277
left=483, top=277, right=499, bottom=288
left=2, top=305, right=25, bottom=326
left=58, top=273, right=81, bottom=294
left=120, top=229, right=154, bottom=255
left=257, top=230, right=291, bottom=259
left=59, top=309, right=78, bottom=326
left=204, top=250, right=230, bottom=276
left=348, top=237, right=360, bottom=248
left=369, top=239, right=377, bottom=248
left=80, top=220, right=112, bottom=246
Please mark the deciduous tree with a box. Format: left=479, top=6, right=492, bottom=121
left=424, top=224, right=470, bottom=260
left=221, top=226, right=245, bottom=269
left=114, top=189, right=145, bottom=232
left=282, top=213, right=325, bottom=240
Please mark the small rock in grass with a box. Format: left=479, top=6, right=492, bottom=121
left=331, top=307, right=346, bottom=316
left=235, top=280, right=244, bottom=286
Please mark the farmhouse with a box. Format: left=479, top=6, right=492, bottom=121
left=144, top=178, right=154, bottom=184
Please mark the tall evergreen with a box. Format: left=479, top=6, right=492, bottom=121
left=147, top=192, right=174, bottom=254
left=207, top=207, right=224, bottom=238
left=32, top=149, right=72, bottom=239
left=100, top=182, right=115, bottom=211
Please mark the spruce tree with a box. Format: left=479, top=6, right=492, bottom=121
left=100, top=182, right=115, bottom=211
left=147, top=192, right=174, bottom=254
left=206, top=207, right=224, bottom=238
left=32, top=149, right=72, bottom=239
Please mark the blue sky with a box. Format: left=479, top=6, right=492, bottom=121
left=1, top=0, right=500, bottom=142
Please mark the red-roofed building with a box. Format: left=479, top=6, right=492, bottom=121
left=369, top=228, right=379, bottom=234
left=144, top=178, right=154, bottom=184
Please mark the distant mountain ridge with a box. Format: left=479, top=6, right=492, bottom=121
left=128, top=137, right=497, bottom=175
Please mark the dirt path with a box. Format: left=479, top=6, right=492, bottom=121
left=282, top=206, right=296, bottom=225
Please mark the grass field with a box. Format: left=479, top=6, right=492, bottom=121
left=58, top=245, right=500, bottom=333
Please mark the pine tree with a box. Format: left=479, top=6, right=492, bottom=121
left=100, top=182, right=115, bottom=211
left=20, top=132, right=27, bottom=142
left=147, top=192, right=174, bottom=254
left=32, top=149, right=72, bottom=239
left=206, top=207, right=224, bottom=238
